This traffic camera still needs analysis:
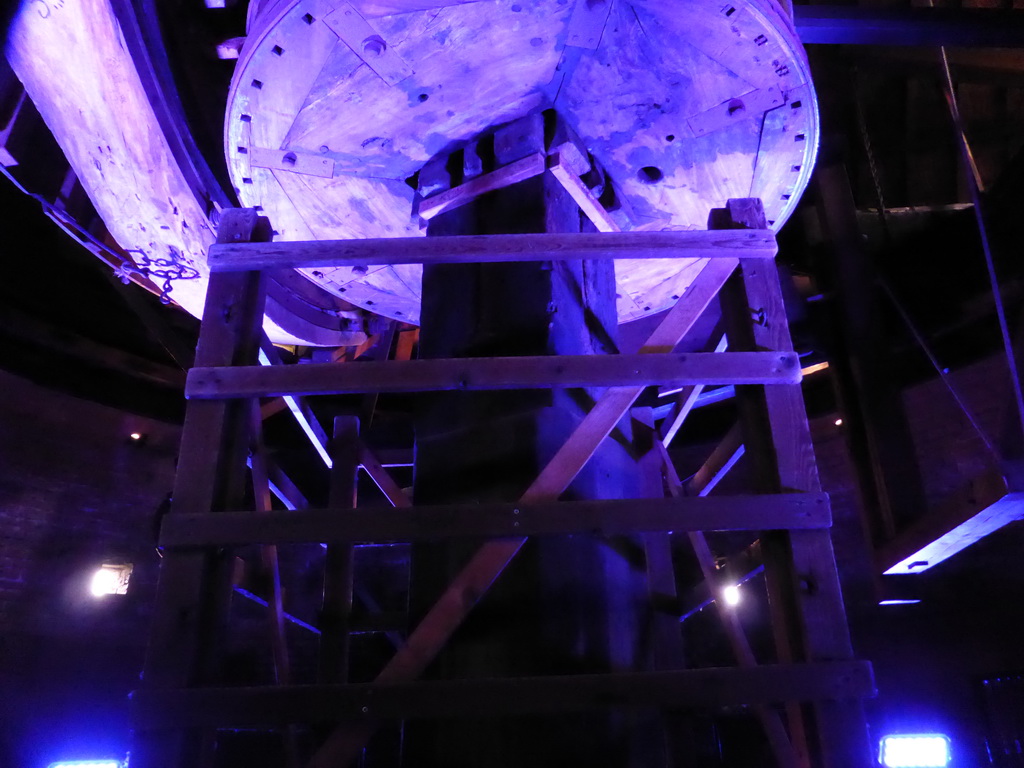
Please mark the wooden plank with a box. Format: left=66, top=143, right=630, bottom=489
left=258, top=338, right=331, bottom=466
left=249, top=146, right=334, bottom=178
left=208, top=231, right=776, bottom=272
left=187, top=351, right=801, bottom=399
left=159, top=493, right=831, bottom=548
left=358, top=442, right=413, bottom=508
left=718, top=199, right=873, bottom=768
left=547, top=154, right=621, bottom=233
left=322, top=3, right=415, bottom=86
left=320, top=417, right=360, bottom=685
left=131, top=661, right=876, bottom=728
left=685, top=424, right=746, bottom=496
left=878, top=470, right=1024, bottom=575
left=418, top=154, right=546, bottom=221
left=660, top=332, right=728, bottom=446
left=248, top=402, right=292, bottom=688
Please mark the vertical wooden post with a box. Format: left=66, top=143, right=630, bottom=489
left=320, top=415, right=360, bottom=684
left=717, top=199, right=872, bottom=768
left=814, top=161, right=928, bottom=546
left=134, top=209, right=270, bottom=768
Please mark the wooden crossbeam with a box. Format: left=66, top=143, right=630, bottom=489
left=131, top=660, right=875, bottom=728
left=159, top=493, right=831, bottom=548
left=186, top=351, right=801, bottom=399
left=417, top=153, right=546, bottom=220
left=207, top=230, right=776, bottom=272
left=358, top=441, right=413, bottom=508
left=310, top=257, right=739, bottom=768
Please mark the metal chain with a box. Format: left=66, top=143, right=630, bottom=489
left=2, top=166, right=199, bottom=304
left=855, top=73, right=888, bottom=218
left=121, top=247, right=201, bottom=304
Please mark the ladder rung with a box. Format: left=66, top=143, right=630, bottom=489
left=186, top=352, right=801, bottom=399
left=159, top=493, right=831, bottom=548
left=131, top=660, right=874, bottom=727
left=207, top=230, right=777, bottom=272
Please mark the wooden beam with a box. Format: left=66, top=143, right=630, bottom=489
left=718, top=199, right=873, bottom=768
left=159, top=493, right=831, bottom=548
left=662, top=450, right=800, bottom=768
left=417, top=153, right=546, bottom=221
left=685, top=424, right=746, bottom=497
left=358, top=442, right=413, bottom=508
left=310, top=258, right=738, bottom=768
left=661, top=332, right=728, bottom=447
left=187, top=352, right=801, bottom=399
left=319, top=417, right=360, bottom=685
left=208, top=230, right=776, bottom=272
left=878, top=469, right=1024, bottom=575
left=248, top=402, right=292, bottom=688
left=547, top=153, right=621, bottom=233
left=134, top=209, right=269, bottom=768
left=131, top=661, right=875, bottom=728
left=259, top=337, right=331, bottom=467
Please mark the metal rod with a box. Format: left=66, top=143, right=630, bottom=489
left=936, top=44, right=1024, bottom=455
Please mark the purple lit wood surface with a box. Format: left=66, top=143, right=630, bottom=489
left=185, top=351, right=801, bottom=398
left=224, top=0, right=816, bottom=323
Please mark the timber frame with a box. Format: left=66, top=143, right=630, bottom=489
left=133, top=200, right=874, bottom=768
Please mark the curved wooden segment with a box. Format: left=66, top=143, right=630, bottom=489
left=5, top=0, right=216, bottom=319
left=226, top=0, right=818, bottom=324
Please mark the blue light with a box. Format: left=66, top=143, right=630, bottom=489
left=879, top=734, right=951, bottom=768
left=47, top=761, right=122, bottom=768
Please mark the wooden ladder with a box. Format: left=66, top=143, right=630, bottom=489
left=132, top=200, right=875, bottom=768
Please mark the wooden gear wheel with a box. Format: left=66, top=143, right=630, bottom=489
left=226, top=0, right=818, bottom=325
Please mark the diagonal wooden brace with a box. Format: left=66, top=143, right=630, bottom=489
left=308, top=256, right=738, bottom=768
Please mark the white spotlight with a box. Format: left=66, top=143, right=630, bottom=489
left=722, top=584, right=741, bottom=607
left=89, top=563, right=132, bottom=597
left=879, top=734, right=951, bottom=768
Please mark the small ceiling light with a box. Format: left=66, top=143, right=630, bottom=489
left=722, top=585, right=741, bottom=607
left=834, top=418, right=843, bottom=426
left=879, top=734, right=951, bottom=768
left=129, top=432, right=143, bottom=441
left=89, top=563, right=133, bottom=597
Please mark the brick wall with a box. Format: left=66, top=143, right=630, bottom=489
left=0, top=369, right=180, bottom=767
